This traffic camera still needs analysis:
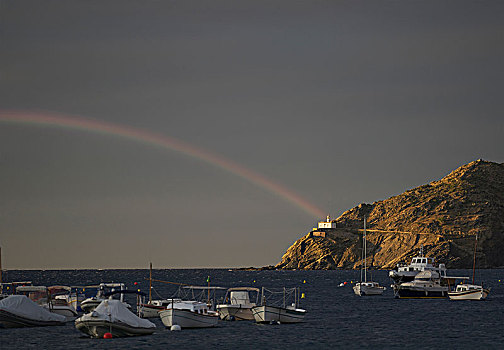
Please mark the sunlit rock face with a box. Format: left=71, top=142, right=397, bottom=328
left=276, top=160, right=504, bottom=270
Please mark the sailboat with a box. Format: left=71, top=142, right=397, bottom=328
left=448, top=235, right=490, bottom=300
left=353, top=218, right=386, bottom=296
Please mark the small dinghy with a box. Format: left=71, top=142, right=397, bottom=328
left=0, top=295, right=66, bottom=328
left=75, top=299, right=156, bottom=338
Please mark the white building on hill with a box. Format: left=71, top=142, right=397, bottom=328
left=318, top=215, right=337, bottom=229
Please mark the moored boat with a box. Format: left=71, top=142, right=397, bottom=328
left=353, top=281, right=386, bottom=296
left=75, top=299, right=155, bottom=338
left=80, top=283, right=129, bottom=313
left=159, top=300, right=219, bottom=328
left=16, top=285, right=77, bottom=319
left=251, top=304, right=306, bottom=324
left=448, top=235, right=490, bottom=301
left=353, top=218, right=386, bottom=296
left=393, top=270, right=449, bottom=298
left=389, top=246, right=447, bottom=284
left=0, top=295, right=66, bottom=328
left=217, top=287, right=259, bottom=321
left=448, top=284, right=490, bottom=300
left=251, top=287, right=306, bottom=324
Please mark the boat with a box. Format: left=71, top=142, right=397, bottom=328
left=16, top=285, right=77, bottom=319
left=159, top=300, right=219, bottom=328
left=389, top=246, right=447, bottom=284
left=57, top=286, right=90, bottom=312
left=75, top=299, right=156, bottom=338
left=393, top=270, right=452, bottom=298
left=216, top=287, right=259, bottom=320
left=0, top=295, right=66, bottom=328
left=47, top=286, right=79, bottom=318
left=448, top=283, right=490, bottom=300
left=80, top=283, right=129, bottom=313
left=353, top=218, right=386, bottom=296
left=448, top=235, right=491, bottom=300
left=158, top=285, right=224, bottom=329
left=251, top=287, right=306, bottom=324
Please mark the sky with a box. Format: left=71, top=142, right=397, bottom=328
left=0, top=0, right=503, bottom=269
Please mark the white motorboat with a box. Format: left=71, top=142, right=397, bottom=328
left=389, top=246, right=447, bottom=284
left=393, top=270, right=451, bottom=298
left=75, top=299, right=155, bottom=338
left=353, top=218, right=386, bottom=296
left=353, top=281, right=386, bottom=296
left=217, top=287, right=259, bottom=321
left=159, top=300, right=219, bottom=328
left=448, top=283, right=490, bottom=300
left=47, top=286, right=79, bottom=318
left=448, top=235, right=490, bottom=300
left=251, top=287, right=306, bottom=324
left=252, top=305, right=306, bottom=324
left=80, top=283, right=129, bottom=313
left=0, top=295, right=66, bottom=328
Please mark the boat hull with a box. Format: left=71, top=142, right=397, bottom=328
left=46, top=305, right=78, bottom=318
left=75, top=319, right=155, bottom=338
left=448, top=288, right=490, bottom=300
left=251, top=305, right=306, bottom=324
left=0, top=309, right=66, bottom=328
left=139, top=304, right=165, bottom=318
left=393, top=285, right=447, bottom=299
left=217, top=305, right=254, bottom=321
left=159, top=309, right=218, bottom=328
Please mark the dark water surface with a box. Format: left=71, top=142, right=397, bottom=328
left=1, top=269, right=503, bottom=349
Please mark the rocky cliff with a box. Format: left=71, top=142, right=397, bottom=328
left=276, top=160, right=504, bottom=269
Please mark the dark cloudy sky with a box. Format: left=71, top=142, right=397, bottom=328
left=0, top=1, right=503, bottom=269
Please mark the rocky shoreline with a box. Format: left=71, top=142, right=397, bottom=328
left=275, top=160, right=504, bottom=270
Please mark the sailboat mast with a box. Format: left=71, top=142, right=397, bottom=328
left=364, top=218, right=367, bottom=283
left=472, top=235, right=478, bottom=285
left=149, top=262, right=152, bottom=303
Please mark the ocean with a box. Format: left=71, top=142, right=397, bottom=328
left=1, top=268, right=503, bottom=349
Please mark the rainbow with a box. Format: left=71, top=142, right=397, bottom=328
left=0, top=110, right=326, bottom=218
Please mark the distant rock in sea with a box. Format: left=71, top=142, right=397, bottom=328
left=276, top=159, right=504, bottom=270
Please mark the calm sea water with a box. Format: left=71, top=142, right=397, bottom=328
left=1, top=269, right=503, bottom=349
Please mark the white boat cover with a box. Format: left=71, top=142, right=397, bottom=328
left=0, top=295, right=66, bottom=322
left=78, top=300, right=155, bottom=329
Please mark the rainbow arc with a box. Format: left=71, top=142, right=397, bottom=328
left=0, top=110, right=325, bottom=218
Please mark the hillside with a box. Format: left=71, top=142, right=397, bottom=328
left=276, top=160, right=504, bottom=269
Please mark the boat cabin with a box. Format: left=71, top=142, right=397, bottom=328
left=174, top=301, right=211, bottom=315
left=455, top=284, right=481, bottom=292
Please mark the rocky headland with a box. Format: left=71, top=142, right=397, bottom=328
left=276, top=160, right=504, bottom=270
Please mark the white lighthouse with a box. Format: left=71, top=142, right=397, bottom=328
left=318, top=215, right=337, bottom=229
